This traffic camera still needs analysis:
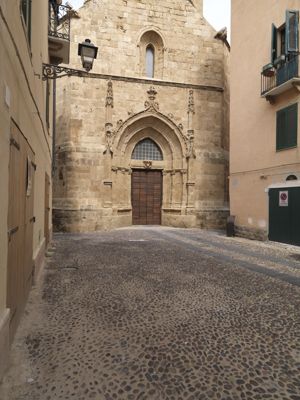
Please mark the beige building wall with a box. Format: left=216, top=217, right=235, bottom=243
left=0, top=0, right=53, bottom=379
left=230, top=0, right=300, bottom=240
left=54, top=0, right=230, bottom=231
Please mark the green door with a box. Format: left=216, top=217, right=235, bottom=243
left=269, top=187, right=300, bottom=246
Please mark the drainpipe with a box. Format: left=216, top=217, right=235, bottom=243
left=52, top=74, right=56, bottom=176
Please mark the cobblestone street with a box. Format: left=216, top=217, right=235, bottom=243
left=1, top=227, right=300, bottom=400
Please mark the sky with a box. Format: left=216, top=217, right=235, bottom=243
left=65, top=0, right=231, bottom=39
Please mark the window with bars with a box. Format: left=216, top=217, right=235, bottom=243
left=132, top=139, right=163, bottom=161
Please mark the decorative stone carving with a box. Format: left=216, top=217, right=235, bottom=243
left=188, top=90, right=195, bottom=114
left=105, top=80, right=114, bottom=108
left=143, top=160, right=152, bottom=169
left=111, top=166, right=131, bottom=174
left=186, top=129, right=195, bottom=159
left=164, top=169, right=188, bottom=175
left=104, top=123, right=115, bottom=154
left=186, top=89, right=196, bottom=159
left=104, top=80, right=115, bottom=154
left=145, top=86, right=159, bottom=111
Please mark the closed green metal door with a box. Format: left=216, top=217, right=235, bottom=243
left=269, top=187, right=300, bottom=246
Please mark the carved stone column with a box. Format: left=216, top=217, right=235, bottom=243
left=186, top=89, right=196, bottom=209
left=104, top=79, right=115, bottom=154
left=103, top=80, right=115, bottom=208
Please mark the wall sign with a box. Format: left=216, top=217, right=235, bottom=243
left=279, top=191, right=288, bottom=207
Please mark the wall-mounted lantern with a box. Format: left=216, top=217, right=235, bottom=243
left=78, top=39, right=98, bottom=72
left=43, top=38, right=99, bottom=79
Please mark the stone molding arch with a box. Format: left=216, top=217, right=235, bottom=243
left=137, top=27, right=166, bottom=78
left=113, top=110, right=188, bottom=171
left=137, top=26, right=167, bottom=50
left=111, top=111, right=190, bottom=218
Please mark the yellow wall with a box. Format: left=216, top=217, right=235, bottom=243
left=230, top=0, right=300, bottom=237
left=0, top=0, right=52, bottom=377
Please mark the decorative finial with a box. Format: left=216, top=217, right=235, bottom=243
left=105, top=79, right=114, bottom=108
left=188, top=90, right=195, bottom=114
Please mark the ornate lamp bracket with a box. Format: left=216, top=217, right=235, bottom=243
left=42, top=63, right=90, bottom=80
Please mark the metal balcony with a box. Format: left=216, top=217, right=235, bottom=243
left=48, top=2, right=71, bottom=65
left=261, top=54, right=300, bottom=100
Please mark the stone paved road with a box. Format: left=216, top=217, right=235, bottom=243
left=1, top=227, right=300, bottom=400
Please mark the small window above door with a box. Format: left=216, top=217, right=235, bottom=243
left=132, top=138, right=163, bottom=161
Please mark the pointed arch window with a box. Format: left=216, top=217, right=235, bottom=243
left=132, top=139, right=163, bottom=161
left=146, top=45, right=155, bottom=78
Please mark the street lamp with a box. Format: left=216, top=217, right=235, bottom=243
left=78, top=39, right=98, bottom=72
left=43, top=38, right=99, bottom=79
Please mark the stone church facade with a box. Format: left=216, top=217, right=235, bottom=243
left=53, top=0, right=229, bottom=231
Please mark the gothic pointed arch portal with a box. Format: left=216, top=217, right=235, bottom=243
left=110, top=111, right=191, bottom=226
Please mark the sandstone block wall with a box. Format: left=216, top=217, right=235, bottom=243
left=54, top=0, right=229, bottom=231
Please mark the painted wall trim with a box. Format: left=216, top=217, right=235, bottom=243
left=266, top=181, right=300, bottom=191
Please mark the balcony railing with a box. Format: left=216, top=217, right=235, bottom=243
left=48, top=2, right=70, bottom=41
left=261, top=54, right=299, bottom=96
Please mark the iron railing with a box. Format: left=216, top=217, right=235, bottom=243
left=48, top=2, right=70, bottom=41
left=261, top=54, right=299, bottom=96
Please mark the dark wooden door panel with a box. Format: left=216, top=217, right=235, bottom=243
left=132, top=170, right=162, bottom=225
left=7, top=121, right=35, bottom=340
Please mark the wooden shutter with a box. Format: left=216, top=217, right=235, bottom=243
left=276, top=108, right=286, bottom=150
left=276, top=103, right=298, bottom=150
left=286, top=10, right=299, bottom=53
left=286, top=103, right=298, bottom=148
left=271, top=24, right=277, bottom=63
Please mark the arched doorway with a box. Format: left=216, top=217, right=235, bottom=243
left=112, top=111, right=189, bottom=227
left=131, top=139, right=163, bottom=225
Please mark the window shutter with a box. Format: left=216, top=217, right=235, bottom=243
left=286, top=103, right=298, bottom=148
left=271, top=24, right=277, bottom=64
left=276, top=104, right=298, bottom=150
left=286, top=10, right=299, bottom=53
left=276, top=108, right=286, bottom=150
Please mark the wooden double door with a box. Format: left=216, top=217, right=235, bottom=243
left=131, top=170, right=162, bottom=225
